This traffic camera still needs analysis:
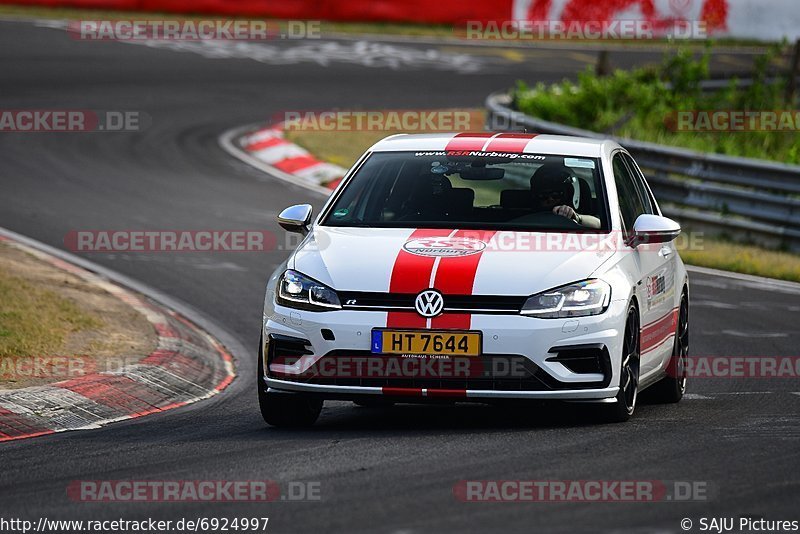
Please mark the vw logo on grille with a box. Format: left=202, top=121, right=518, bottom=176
left=415, top=289, right=444, bottom=318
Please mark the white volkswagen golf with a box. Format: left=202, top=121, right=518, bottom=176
left=259, top=133, right=689, bottom=426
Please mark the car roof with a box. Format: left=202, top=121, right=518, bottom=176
left=368, top=132, right=619, bottom=158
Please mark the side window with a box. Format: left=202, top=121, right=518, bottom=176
left=612, top=153, right=646, bottom=232
left=621, top=153, right=656, bottom=215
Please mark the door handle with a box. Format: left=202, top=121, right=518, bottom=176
left=658, top=246, right=673, bottom=258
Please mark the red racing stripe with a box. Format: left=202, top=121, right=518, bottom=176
left=430, top=230, right=497, bottom=329
left=387, top=228, right=453, bottom=328
left=444, top=132, right=494, bottom=152
left=483, top=133, right=538, bottom=153
left=640, top=307, right=679, bottom=354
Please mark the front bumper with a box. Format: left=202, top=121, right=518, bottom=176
left=266, top=377, right=619, bottom=401
left=262, top=298, right=628, bottom=401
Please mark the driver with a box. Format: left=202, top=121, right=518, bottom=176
left=530, top=164, right=601, bottom=229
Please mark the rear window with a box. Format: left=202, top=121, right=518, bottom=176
left=321, top=151, right=609, bottom=232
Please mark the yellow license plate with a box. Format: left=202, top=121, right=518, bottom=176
left=371, top=329, right=482, bottom=356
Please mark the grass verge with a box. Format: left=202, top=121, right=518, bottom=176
left=285, top=128, right=389, bottom=170
left=679, top=239, right=800, bottom=282
left=0, top=242, right=157, bottom=388
left=284, top=110, right=483, bottom=167
left=0, top=267, right=100, bottom=358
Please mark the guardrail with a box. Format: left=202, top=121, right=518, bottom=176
left=485, top=92, right=800, bottom=251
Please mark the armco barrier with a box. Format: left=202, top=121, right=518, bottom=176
left=4, top=0, right=800, bottom=40
left=485, top=92, right=800, bottom=251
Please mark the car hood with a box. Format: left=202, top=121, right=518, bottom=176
left=291, top=227, right=616, bottom=296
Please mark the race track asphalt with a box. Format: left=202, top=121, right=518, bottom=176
left=0, top=20, right=798, bottom=533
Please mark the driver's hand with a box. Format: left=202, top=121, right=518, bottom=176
left=553, top=205, right=578, bottom=221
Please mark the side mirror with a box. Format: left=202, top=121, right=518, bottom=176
left=631, top=214, right=681, bottom=247
left=277, top=204, right=313, bottom=235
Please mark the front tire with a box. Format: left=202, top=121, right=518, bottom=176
left=600, top=304, right=640, bottom=423
left=650, top=292, right=689, bottom=403
left=258, top=335, right=322, bottom=427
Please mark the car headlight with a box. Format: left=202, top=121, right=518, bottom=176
left=276, top=270, right=341, bottom=311
left=521, top=279, right=611, bottom=318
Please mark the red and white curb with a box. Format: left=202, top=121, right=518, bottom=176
left=0, top=233, right=235, bottom=442
left=220, top=122, right=346, bottom=195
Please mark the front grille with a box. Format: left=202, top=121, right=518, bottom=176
left=338, top=291, right=526, bottom=314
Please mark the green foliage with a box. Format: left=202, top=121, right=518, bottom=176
left=512, top=43, right=799, bottom=163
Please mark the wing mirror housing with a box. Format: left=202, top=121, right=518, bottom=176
left=277, top=204, right=313, bottom=235
left=630, top=214, right=681, bottom=247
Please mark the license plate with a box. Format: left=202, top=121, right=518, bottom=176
left=371, top=329, right=482, bottom=357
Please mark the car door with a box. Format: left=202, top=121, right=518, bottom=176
left=611, top=152, right=673, bottom=379
left=621, top=153, right=679, bottom=376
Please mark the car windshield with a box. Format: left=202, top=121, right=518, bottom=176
left=321, top=151, right=609, bottom=232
